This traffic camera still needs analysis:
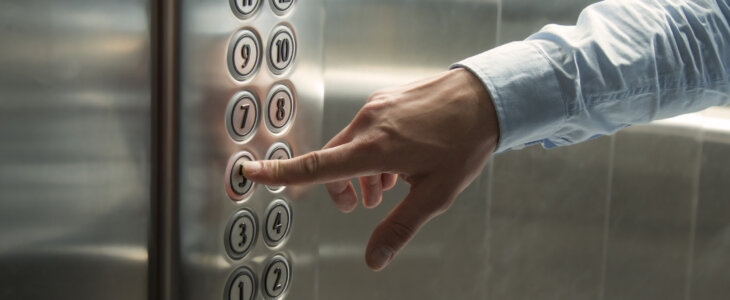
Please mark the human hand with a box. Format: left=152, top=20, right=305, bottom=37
left=243, top=68, right=500, bottom=271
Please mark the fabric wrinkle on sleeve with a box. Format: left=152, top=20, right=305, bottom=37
left=453, top=41, right=567, bottom=153
left=453, top=0, right=730, bottom=153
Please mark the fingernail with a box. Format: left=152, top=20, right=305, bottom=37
left=369, top=246, right=393, bottom=270
left=242, top=161, right=261, bottom=175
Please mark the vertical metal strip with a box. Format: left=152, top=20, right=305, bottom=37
left=151, top=0, right=179, bottom=299
left=149, top=0, right=160, bottom=297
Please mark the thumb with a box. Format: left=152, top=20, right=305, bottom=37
left=365, top=179, right=454, bottom=271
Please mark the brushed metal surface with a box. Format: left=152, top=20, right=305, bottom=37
left=318, top=0, right=499, bottom=299
left=0, top=0, right=152, bottom=299
left=174, top=0, right=323, bottom=299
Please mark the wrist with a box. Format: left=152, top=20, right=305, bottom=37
left=451, top=68, right=501, bottom=152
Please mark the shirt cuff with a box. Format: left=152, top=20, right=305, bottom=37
left=451, top=41, right=566, bottom=153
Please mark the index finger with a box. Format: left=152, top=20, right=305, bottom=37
left=242, top=141, right=382, bottom=186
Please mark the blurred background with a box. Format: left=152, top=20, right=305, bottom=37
left=1, top=0, right=728, bottom=299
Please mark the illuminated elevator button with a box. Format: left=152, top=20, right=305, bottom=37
left=264, top=142, right=292, bottom=192
left=228, top=29, right=261, bottom=81
left=263, top=255, right=291, bottom=298
left=226, top=151, right=256, bottom=201
left=270, top=0, right=295, bottom=13
left=231, top=0, right=262, bottom=18
left=227, top=91, right=259, bottom=141
left=264, top=199, right=291, bottom=246
left=225, top=267, right=256, bottom=300
left=267, top=26, right=296, bottom=74
left=225, top=209, right=257, bottom=259
left=265, top=84, right=294, bottom=133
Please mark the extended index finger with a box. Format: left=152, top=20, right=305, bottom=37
left=242, top=141, right=382, bottom=186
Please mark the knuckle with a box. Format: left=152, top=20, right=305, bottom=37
left=271, top=160, right=287, bottom=185
left=301, top=151, right=320, bottom=178
left=367, top=90, right=386, bottom=102
left=365, top=176, right=381, bottom=188
left=357, top=137, right=382, bottom=154
left=357, top=104, right=378, bottom=123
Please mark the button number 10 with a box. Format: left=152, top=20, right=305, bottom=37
left=275, top=38, right=290, bottom=64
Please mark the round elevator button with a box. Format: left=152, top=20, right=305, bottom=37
left=264, top=142, right=292, bottom=192
left=263, top=255, right=291, bottom=298
left=265, top=84, right=294, bottom=134
left=226, top=91, right=259, bottom=142
left=270, top=0, right=295, bottom=14
left=225, top=210, right=258, bottom=259
left=228, top=29, right=262, bottom=81
left=230, top=0, right=262, bottom=19
left=267, top=26, right=296, bottom=74
left=264, top=199, right=292, bottom=246
left=225, top=267, right=256, bottom=300
left=226, top=151, right=256, bottom=201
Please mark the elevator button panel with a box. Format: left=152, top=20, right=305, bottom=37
left=263, top=255, right=291, bottom=298
left=221, top=1, right=306, bottom=298
left=225, top=267, right=257, bottom=300
left=231, top=0, right=262, bottom=19
left=226, top=151, right=256, bottom=201
left=228, top=29, right=262, bottom=81
left=264, top=199, right=291, bottom=246
left=227, top=91, right=260, bottom=142
left=267, top=25, right=296, bottom=74
left=270, top=0, right=295, bottom=14
left=225, top=210, right=258, bottom=259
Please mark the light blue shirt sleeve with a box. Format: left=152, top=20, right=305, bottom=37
left=453, top=0, right=730, bottom=153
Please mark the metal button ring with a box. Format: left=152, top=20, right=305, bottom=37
left=225, top=151, right=256, bottom=202
left=267, top=25, right=296, bottom=75
left=226, top=90, right=260, bottom=143
left=270, top=0, right=295, bottom=15
left=264, top=84, right=295, bottom=134
left=263, top=199, right=292, bottom=246
left=225, top=267, right=257, bottom=300
left=230, top=0, right=262, bottom=19
left=228, top=29, right=262, bottom=81
left=224, top=209, right=258, bottom=259
left=262, top=255, right=291, bottom=298
left=264, top=142, right=292, bottom=192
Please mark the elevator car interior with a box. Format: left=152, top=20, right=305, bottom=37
left=1, top=0, right=729, bottom=299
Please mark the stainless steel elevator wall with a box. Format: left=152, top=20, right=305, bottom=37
left=319, top=0, right=730, bottom=299
left=0, top=1, right=153, bottom=299
left=0, top=0, right=728, bottom=299
left=319, top=0, right=500, bottom=299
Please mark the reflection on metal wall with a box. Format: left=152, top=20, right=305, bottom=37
left=0, top=0, right=728, bottom=299
left=319, top=0, right=500, bottom=299
left=0, top=1, right=152, bottom=300
left=319, top=0, right=730, bottom=299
